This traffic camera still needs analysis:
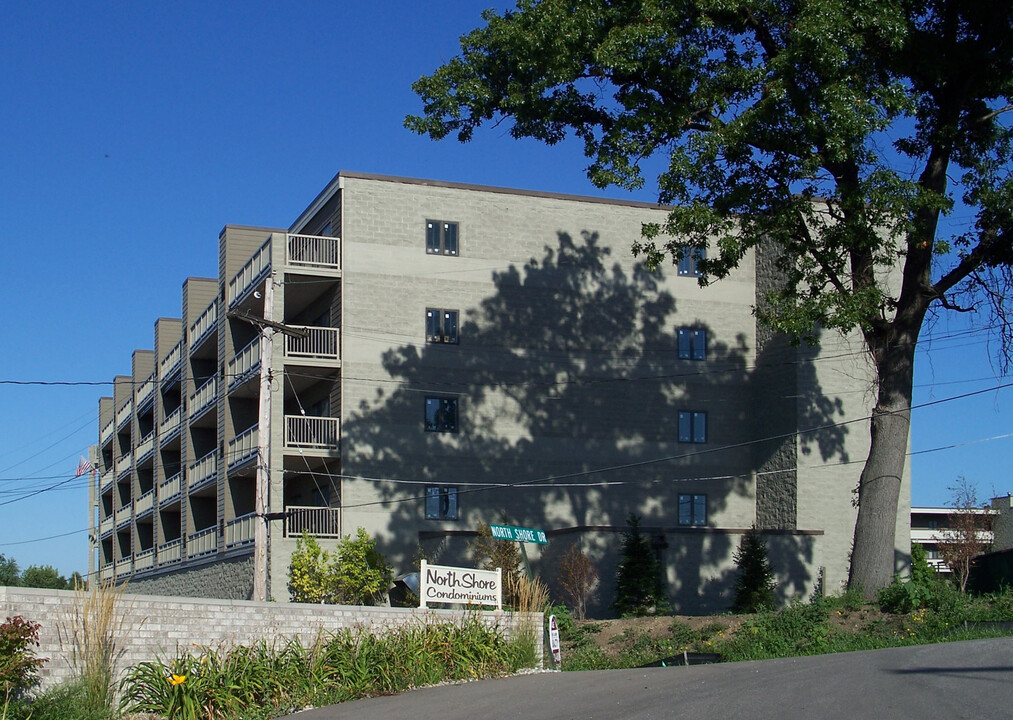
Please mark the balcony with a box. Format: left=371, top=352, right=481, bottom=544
left=227, top=427, right=258, bottom=469
left=160, top=471, right=182, bottom=503
left=136, top=488, right=154, bottom=517
left=160, top=340, right=183, bottom=383
left=285, top=416, right=339, bottom=450
left=137, top=373, right=155, bottom=409
left=286, top=234, right=340, bottom=271
left=188, top=526, right=218, bottom=558
left=99, top=515, right=113, bottom=537
left=100, top=469, right=114, bottom=493
left=114, top=556, right=132, bottom=576
left=228, top=338, right=261, bottom=391
left=160, top=406, right=182, bottom=444
left=115, top=400, right=131, bottom=430
left=100, top=418, right=114, bottom=444
left=284, top=326, right=340, bottom=363
left=189, top=375, right=218, bottom=420
left=225, top=512, right=257, bottom=548
left=188, top=451, right=218, bottom=491
left=134, top=548, right=155, bottom=571
left=285, top=506, right=341, bottom=538
left=136, top=432, right=155, bottom=464
left=116, top=505, right=131, bottom=529
left=189, top=301, right=218, bottom=352
left=158, top=538, right=182, bottom=565
left=115, top=452, right=132, bottom=477
left=228, top=238, right=271, bottom=307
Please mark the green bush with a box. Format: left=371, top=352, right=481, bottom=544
left=613, top=515, right=668, bottom=617
left=288, top=529, right=392, bottom=605
left=2, top=679, right=112, bottom=720
left=731, top=528, right=776, bottom=613
left=719, top=600, right=831, bottom=662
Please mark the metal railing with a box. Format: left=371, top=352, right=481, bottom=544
left=287, top=234, right=340, bottom=270
left=160, top=471, right=182, bottom=501
left=188, top=451, right=218, bottom=489
left=160, top=406, right=182, bottom=441
left=116, top=400, right=131, bottom=429
left=189, top=300, right=218, bottom=350
left=228, top=426, right=258, bottom=468
left=100, top=418, right=114, bottom=443
left=228, top=339, right=261, bottom=389
left=134, top=548, right=155, bottom=571
left=160, top=340, right=184, bottom=381
left=115, top=452, right=132, bottom=476
left=189, top=375, right=218, bottom=418
left=284, top=326, right=339, bottom=361
left=158, top=538, right=182, bottom=564
left=100, top=469, right=114, bottom=493
left=137, top=373, right=155, bottom=407
left=225, top=512, right=257, bottom=547
left=188, top=526, right=218, bottom=558
left=285, top=506, right=341, bottom=538
left=228, top=238, right=271, bottom=306
left=285, top=416, right=339, bottom=449
left=136, top=432, right=154, bottom=462
left=135, top=489, right=154, bottom=516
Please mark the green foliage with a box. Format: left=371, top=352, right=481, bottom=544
left=0, top=556, right=18, bottom=588
left=19, top=565, right=68, bottom=590
left=0, top=616, right=44, bottom=701
left=2, top=679, right=112, bottom=720
left=909, top=542, right=936, bottom=586
left=731, top=528, right=777, bottom=613
left=719, top=601, right=832, bottom=662
left=287, top=529, right=392, bottom=605
left=471, top=523, right=523, bottom=607
left=612, top=515, right=667, bottom=617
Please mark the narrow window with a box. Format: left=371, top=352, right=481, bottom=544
left=426, top=220, right=460, bottom=256
left=678, top=494, right=707, bottom=526
left=426, top=308, right=459, bottom=344
left=678, top=328, right=708, bottom=360
left=425, top=485, right=459, bottom=520
left=678, top=411, right=707, bottom=443
left=424, top=397, right=458, bottom=432
left=677, top=245, right=706, bottom=277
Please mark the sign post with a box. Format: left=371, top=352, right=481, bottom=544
left=548, top=614, right=562, bottom=667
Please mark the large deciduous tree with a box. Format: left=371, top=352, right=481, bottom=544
left=406, top=0, right=1013, bottom=596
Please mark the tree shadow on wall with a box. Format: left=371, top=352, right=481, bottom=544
left=339, top=232, right=849, bottom=615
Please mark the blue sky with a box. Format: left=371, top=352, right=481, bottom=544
left=1, top=1, right=1009, bottom=578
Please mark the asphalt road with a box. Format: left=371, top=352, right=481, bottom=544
left=288, top=637, right=1013, bottom=720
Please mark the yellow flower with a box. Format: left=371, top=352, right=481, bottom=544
left=169, top=674, right=187, bottom=686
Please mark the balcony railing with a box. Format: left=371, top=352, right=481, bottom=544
left=225, top=512, right=257, bottom=548
left=285, top=506, right=341, bottom=538
left=137, top=373, right=155, bottom=408
left=100, top=418, right=114, bottom=443
left=136, top=488, right=154, bottom=516
left=116, top=506, right=131, bottom=529
left=188, top=451, right=218, bottom=490
left=228, top=238, right=271, bottom=307
left=115, top=452, right=132, bottom=477
left=114, top=556, right=132, bottom=576
left=100, top=469, right=114, bottom=493
left=115, top=400, right=131, bottom=429
left=287, top=234, right=340, bottom=270
left=99, top=515, right=113, bottom=536
left=158, top=538, right=182, bottom=565
left=189, top=375, right=218, bottom=419
left=285, top=416, right=339, bottom=449
left=160, top=406, right=182, bottom=442
left=228, top=339, right=261, bottom=389
left=136, top=432, right=154, bottom=462
left=188, top=526, right=218, bottom=558
left=160, top=471, right=182, bottom=502
left=160, top=340, right=184, bottom=382
left=134, top=548, right=155, bottom=571
left=189, top=301, right=218, bottom=351
left=284, top=326, right=339, bottom=361
left=228, top=427, right=258, bottom=469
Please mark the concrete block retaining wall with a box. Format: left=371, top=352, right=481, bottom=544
left=0, top=586, right=542, bottom=691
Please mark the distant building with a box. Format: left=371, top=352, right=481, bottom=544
left=910, top=506, right=994, bottom=574
left=89, top=171, right=907, bottom=614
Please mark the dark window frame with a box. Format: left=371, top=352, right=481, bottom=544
left=677, top=327, right=708, bottom=360
left=426, top=220, right=459, bottom=256
left=677, top=245, right=706, bottom=277
left=678, top=493, right=707, bottom=526
left=425, top=485, right=459, bottom=520
left=426, top=308, right=460, bottom=344
left=424, top=396, right=459, bottom=433
left=678, top=410, right=707, bottom=443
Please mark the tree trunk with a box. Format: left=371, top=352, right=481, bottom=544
left=848, top=329, right=918, bottom=599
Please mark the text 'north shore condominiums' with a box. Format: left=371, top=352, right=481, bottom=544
left=90, top=171, right=909, bottom=613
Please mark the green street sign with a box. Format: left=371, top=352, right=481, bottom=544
left=490, top=524, right=548, bottom=545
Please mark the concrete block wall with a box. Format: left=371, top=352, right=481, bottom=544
left=0, top=586, right=541, bottom=691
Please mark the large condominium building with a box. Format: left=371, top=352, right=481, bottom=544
left=89, top=171, right=909, bottom=613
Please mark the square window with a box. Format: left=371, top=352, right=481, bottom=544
left=678, top=410, right=707, bottom=443
left=425, top=485, right=459, bottom=520
left=678, top=328, right=708, bottom=360
left=426, top=308, right=459, bottom=344
left=678, top=494, right=707, bottom=526
left=677, top=245, right=706, bottom=277
left=426, top=220, right=459, bottom=256
left=424, top=396, right=458, bottom=432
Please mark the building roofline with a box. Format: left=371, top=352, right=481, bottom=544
left=288, top=170, right=669, bottom=234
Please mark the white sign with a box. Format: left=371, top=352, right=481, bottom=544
left=419, top=560, right=503, bottom=609
left=548, top=614, right=561, bottom=666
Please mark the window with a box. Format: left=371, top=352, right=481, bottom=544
left=426, top=220, right=459, bottom=256
left=678, top=328, right=707, bottom=360
left=677, top=245, right=706, bottom=277
left=424, top=397, right=458, bottom=432
left=678, top=411, right=707, bottom=443
left=426, top=308, right=459, bottom=344
left=678, top=494, right=707, bottom=526
left=425, top=485, right=459, bottom=520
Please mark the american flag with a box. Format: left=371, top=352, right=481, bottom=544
left=75, top=455, right=93, bottom=477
